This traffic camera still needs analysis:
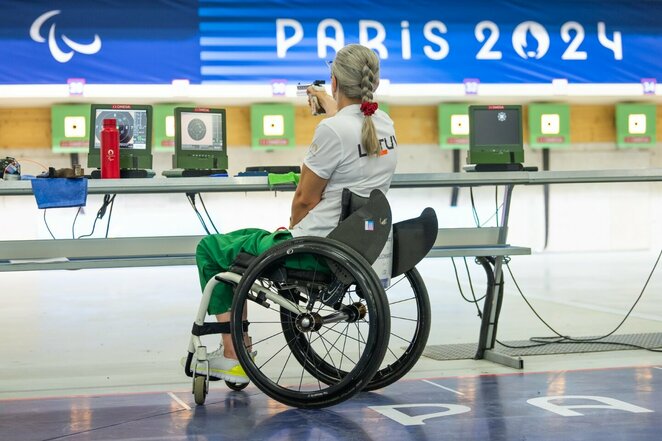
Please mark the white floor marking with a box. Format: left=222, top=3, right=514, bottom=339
left=168, top=392, right=191, bottom=411
left=654, top=367, right=662, bottom=371
left=421, top=379, right=464, bottom=395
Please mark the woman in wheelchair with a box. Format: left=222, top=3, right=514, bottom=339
left=193, top=44, right=397, bottom=380
left=187, top=44, right=436, bottom=408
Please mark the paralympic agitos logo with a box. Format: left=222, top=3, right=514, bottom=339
left=30, top=10, right=102, bottom=63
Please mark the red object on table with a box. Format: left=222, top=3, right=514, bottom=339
left=101, top=118, right=120, bottom=179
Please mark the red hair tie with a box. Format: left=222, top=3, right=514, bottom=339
left=360, top=101, right=378, bottom=117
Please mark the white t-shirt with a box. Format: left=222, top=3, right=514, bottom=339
left=290, top=104, right=398, bottom=238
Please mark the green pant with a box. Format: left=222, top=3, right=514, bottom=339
left=196, top=228, right=294, bottom=315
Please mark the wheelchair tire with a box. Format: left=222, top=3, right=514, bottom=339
left=283, top=267, right=431, bottom=392
left=193, top=375, right=207, bottom=405
left=364, top=267, right=431, bottom=391
left=225, top=380, right=248, bottom=391
left=230, top=236, right=390, bottom=409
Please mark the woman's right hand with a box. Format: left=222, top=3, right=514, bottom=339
left=307, top=85, right=337, bottom=116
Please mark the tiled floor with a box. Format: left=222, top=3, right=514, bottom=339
left=1, top=250, right=661, bottom=440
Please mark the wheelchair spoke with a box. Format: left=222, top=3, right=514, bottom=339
left=386, top=274, right=407, bottom=290
left=389, top=331, right=413, bottom=344
left=251, top=328, right=291, bottom=349
left=388, top=296, right=416, bottom=306
left=385, top=344, right=401, bottom=360
left=322, top=324, right=368, bottom=347
left=277, top=348, right=295, bottom=384
left=390, top=314, right=418, bottom=322
left=301, top=322, right=357, bottom=373
left=256, top=336, right=296, bottom=370
left=316, top=329, right=350, bottom=375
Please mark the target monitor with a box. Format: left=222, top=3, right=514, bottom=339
left=88, top=104, right=153, bottom=169
left=468, top=105, right=524, bottom=168
left=173, top=107, right=228, bottom=172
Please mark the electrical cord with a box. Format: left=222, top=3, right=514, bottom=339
left=503, top=252, right=662, bottom=352
left=44, top=207, right=84, bottom=240
left=469, top=187, right=481, bottom=227
left=460, top=187, right=662, bottom=352
left=450, top=257, right=483, bottom=317
left=469, top=186, right=503, bottom=227
left=104, top=195, right=116, bottom=238
left=43, top=210, right=56, bottom=239
left=77, top=194, right=116, bottom=239
left=72, top=207, right=82, bottom=239
left=479, top=203, right=504, bottom=227
left=186, top=193, right=211, bottom=235
left=197, top=193, right=220, bottom=234
left=463, top=256, right=486, bottom=303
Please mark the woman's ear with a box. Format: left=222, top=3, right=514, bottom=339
left=331, top=75, right=338, bottom=99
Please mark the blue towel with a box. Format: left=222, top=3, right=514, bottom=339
left=31, top=178, right=88, bottom=209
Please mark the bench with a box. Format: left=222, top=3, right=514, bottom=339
left=0, top=235, right=204, bottom=272
left=0, top=228, right=529, bottom=272
left=0, top=227, right=529, bottom=370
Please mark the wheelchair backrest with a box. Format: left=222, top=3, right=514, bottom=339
left=329, top=189, right=438, bottom=276
left=327, top=189, right=392, bottom=266
left=391, top=207, right=438, bottom=277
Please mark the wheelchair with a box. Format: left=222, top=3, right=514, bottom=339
left=184, top=189, right=438, bottom=408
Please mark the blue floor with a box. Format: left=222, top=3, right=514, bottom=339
left=2, top=365, right=661, bottom=441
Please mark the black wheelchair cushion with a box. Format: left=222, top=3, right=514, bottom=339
left=391, top=207, right=438, bottom=277
left=327, top=189, right=391, bottom=266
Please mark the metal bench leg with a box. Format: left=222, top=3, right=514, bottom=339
left=474, top=184, right=524, bottom=370
left=474, top=256, right=523, bottom=369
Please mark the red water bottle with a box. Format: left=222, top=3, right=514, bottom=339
left=101, top=118, right=120, bottom=179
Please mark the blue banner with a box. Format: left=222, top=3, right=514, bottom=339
left=0, top=0, right=660, bottom=85
left=0, top=0, right=199, bottom=84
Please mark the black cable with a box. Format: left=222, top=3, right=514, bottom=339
left=198, top=193, right=220, bottom=234
left=104, top=195, right=116, bottom=238
left=451, top=257, right=483, bottom=317
left=72, top=207, right=82, bottom=239
left=466, top=184, right=661, bottom=352
left=503, top=250, right=662, bottom=352
left=43, top=209, right=56, bottom=239
left=77, top=194, right=115, bottom=239
left=479, top=203, right=504, bottom=227
left=469, top=187, right=480, bottom=227
left=469, top=186, right=502, bottom=227
left=496, top=338, right=550, bottom=349
left=527, top=337, right=662, bottom=353
left=187, top=193, right=211, bottom=235
left=463, top=257, right=486, bottom=303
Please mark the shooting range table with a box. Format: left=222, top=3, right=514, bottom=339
left=2, top=169, right=662, bottom=369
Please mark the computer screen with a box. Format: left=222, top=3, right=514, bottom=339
left=179, top=110, right=225, bottom=151
left=471, top=107, right=522, bottom=147
left=88, top=104, right=153, bottom=170
left=92, top=107, right=149, bottom=149
left=468, top=105, right=524, bottom=167
left=173, top=107, right=228, bottom=171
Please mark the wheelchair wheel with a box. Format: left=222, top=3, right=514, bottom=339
left=283, top=267, right=430, bottom=392
left=230, top=237, right=390, bottom=409
left=193, top=375, right=207, bottom=405
left=225, top=380, right=248, bottom=391
left=364, top=267, right=430, bottom=391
